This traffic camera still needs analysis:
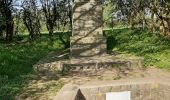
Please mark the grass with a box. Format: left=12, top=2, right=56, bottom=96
left=0, top=28, right=170, bottom=99
left=104, top=28, right=170, bottom=70
left=0, top=32, right=70, bottom=99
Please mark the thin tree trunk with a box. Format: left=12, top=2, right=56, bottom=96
left=151, top=12, right=156, bottom=33
left=5, top=10, right=13, bottom=42
left=129, top=15, right=134, bottom=29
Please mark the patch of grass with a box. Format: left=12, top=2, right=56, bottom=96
left=104, top=28, right=170, bottom=70
left=0, top=32, right=70, bottom=99
left=0, top=75, right=27, bottom=99
left=1, top=29, right=169, bottom=99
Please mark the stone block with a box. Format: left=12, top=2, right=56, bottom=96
left=70, top=36, right=106, bottom=45
left=73, top=12, right=102, bottom=20
left=73, top=0, right=101, bottom=3
left=55, top=80, right=170, bottom=100
left=71, top=47, right=105, bottom=58
left=72, top=0, right=103, bottom=58
left=72, top=29, right=103, bottom=36
left=70, top=36, right=106, bottom=58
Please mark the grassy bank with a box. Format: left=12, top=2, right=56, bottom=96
left=105, top=28, right=170, bottom=70
left=0, top=33, right=69, bottom=99
left=0, top=29, right=170, bottom=99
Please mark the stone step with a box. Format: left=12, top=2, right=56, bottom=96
left=62, top=61, right=130, bottom=73
left=61, top=56, right=143, bottom=73
left=34, top=55, right=144, bottom=75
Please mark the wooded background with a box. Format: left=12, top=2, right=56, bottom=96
left=0, top=0, right=170, bottom=43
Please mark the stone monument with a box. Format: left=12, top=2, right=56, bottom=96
left=60, top=0, right=134, bottom=73
left=71, top=0, right=106, bottom=58
left=65, top=0, right=135, bottom=71
left=34, top=0, right=143, bottom=74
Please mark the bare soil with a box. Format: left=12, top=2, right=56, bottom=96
left=16, top=66, right=170, bottom=100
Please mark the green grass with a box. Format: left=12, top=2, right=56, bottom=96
left=0, top=29, right=170, bottom=99
left=104, top=28, right=170, bottom=69
left=0, top=32, right=70, bottom=99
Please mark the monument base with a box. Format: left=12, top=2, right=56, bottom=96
left=34, top=52, right=143, bottom=76
left=70, top=36, right=106, bottom=58
left=62, top=55, right=143, bottom=74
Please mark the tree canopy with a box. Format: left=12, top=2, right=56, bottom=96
left=0, top=0, right=170, bottom=42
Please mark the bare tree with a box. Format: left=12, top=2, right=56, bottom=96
left=0, top=0, right=14, bottom=42
left=110, top=0, right=170, bottom=36
left=57, top=0, right=71, bottom=48
left=22, top=0, right=41, bottom=40
left=40, top=0, right=59, bottom=37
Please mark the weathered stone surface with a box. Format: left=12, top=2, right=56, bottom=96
left=70, top=36, right=105, bottom=44
left=71, top=0, right=104, bottom=58
left=54, top=79, right=170, bottom=100
left=62, top=56, right=132, bottom=73
left=73, top=0, right=101, bottom=3
left=54, top=84, right=79, bottom=100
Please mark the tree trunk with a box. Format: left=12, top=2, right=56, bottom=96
left=142, top=11, right=146, bottom=30
left=129, top=16, right=134, bottom=29
left=5, top=8, right=13, bottom=42
left=150, top=12, right=156, bottom=33
left=47, top=21, right=54, bottom=37
left=49, top=29, right=53, bottom=37
left=6, top=21, right=13, bottom=42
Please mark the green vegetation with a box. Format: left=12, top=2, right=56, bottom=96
left=105, top=28, right=170, bottom=70
left=1, top=0, right=170, bottom=99
left=0, top=33, right=69, bottom=99
left=0, top=29, right=170, bottom=99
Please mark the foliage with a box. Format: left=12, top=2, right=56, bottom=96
left=22, top=0, right=41, bottom=40
left=0, top=0, right=72, bottom=42
left=105, top=0, right=170, bottom=36
left=0, top=0, right=14, bottom=42
left=103, top=0, right=115, bottom=28
left=105, top=28, right=170, bottom=69
left=0, top=32, right=70, bottom=99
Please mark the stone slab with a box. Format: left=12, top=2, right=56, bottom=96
left=54, top=79, right=170, bottom=100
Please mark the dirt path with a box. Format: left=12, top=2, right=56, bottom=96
left=15, top=66, right=170, bottom=100
left=15, top=50, right=170, bottom=100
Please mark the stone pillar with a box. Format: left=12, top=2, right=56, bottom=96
left=71, top=0, right=106, bottom=58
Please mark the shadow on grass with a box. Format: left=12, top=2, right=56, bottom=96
left=0, top=32, right=70, bottom=99
left=1, top=28, right=170, bottom=99
left=104, top=28, right=170, bottom=54
left=104, top=28, right=170, bottom=69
